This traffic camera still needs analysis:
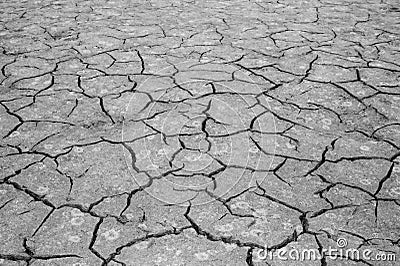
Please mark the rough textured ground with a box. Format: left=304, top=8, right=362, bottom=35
left=1, top=0, right=400, bottom=265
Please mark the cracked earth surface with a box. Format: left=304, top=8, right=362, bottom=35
left=1, top=0, right=400, bottom=265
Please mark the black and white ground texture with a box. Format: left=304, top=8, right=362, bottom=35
left=0, top=0, right=400, bottom=265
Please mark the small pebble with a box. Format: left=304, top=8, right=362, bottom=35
left=70, top=208, right=84, bottom=217
left=75, top=147, right=84, bottom=153
left=359, top=179, right=372, bottom=185
left=103, top=229, right=120, bottom=241
left=70, top=217, right=85, bottom=226
left=68, top=235, right=81, bottom=243
left=37, top=186, right=49, bottom=194
left=360, top=145, right=370, bottom=151
left=194, top=252, right=209, bottom=261
left=214, top=223, right=234, bottom=232
left=322, top=118, right=332, bottom=125
left=44, top=144, right=53, bottom=149
left=325, top=213, right=337, bottom=219
left=133, top=241, right=150, bottom=250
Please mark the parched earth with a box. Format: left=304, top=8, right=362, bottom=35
left=0, top=0, right=400, bottom=265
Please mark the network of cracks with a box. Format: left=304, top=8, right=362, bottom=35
left=0, top=0, right=400, bottom=265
